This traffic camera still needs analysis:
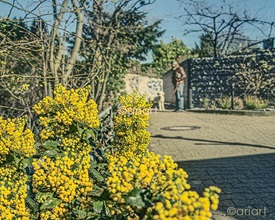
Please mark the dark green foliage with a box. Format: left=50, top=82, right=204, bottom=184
left=151, top=37, right=191, bottom=75
left=192, top=32, right=216, bottom=58
left=78, top=0, right=164, bottom=110
left=0, top=17, right=30, bottom=41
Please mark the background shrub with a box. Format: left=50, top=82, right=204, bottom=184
left=244, top=96, right=269, bottom=110
left=0, top=86, right=221, bottom=220
left=216, top=96, right=231, bottom=109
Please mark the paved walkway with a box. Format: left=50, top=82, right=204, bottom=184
left=148, top=111, right=275, bottom=220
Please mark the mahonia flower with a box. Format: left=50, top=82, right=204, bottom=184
left=107, top=151, right=190, bottom=202
left=32, top=85, right=100, bottom=218
left=107, top=151, right=221, bottom=219
left=108, top=92, right=221, bottom=219
left=0, top=116, right=35, bottom=220
left=0, top=165, right=30, bottom=220
left=32, top=154, right=93, bottom=203
left=153, top=189, right=219, bottom=220
left=32, top=140, right=93, bottom=218
left=40, top=202, right=70, bottom=220
left=33, top=84, right=100, bottom=141
left=113, top=92, right=152, bottom=158
left=0, top=116, right=35, bottom=163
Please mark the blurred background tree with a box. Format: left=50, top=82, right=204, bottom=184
left=0, top=0, right=163, bottom=121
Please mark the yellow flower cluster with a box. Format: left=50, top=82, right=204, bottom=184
left=113, top=92, right=152, bottom=158
left=39, top=203, right=70, bottom=220
left=0, top=116, right=35, bottom=219
left=32, top=153, right=92, bottom=201
left=32, top=148, right=93, bottom=219
left=107, top=151, right=187, bottom=202
left=153, top=186, right=221, bottom=220
left=33, top=84, right=100, bottom=141
left=0, top=165, right=29, bottom=220
left=0, top=116, right=35, bottom=163
left=32, top=85, right=101, bottom=218
left=107, top=150, right=221, bottom=220
left=107, top=91, right=221, bottom=219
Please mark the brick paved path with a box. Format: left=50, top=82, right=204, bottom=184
left=148, top=111, right=275, bottom=220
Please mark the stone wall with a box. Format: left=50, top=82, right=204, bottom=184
left=189, top=50, right=275, bottom=108
left=125, top=73, right=163, bottom=104
left=163, top=49, right=275, bottom=109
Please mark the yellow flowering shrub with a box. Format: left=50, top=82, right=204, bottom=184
left=106, top=150, right=220, bottom=219
left=0, top=165, right=30, bottom=220
left=33, top=84, right=99, bottom=141
left=106, top=92, right=221, bottom=219
left=32, top=85, right=100, bottom=219
left=0, top=117, right=35, bottom=220
left=32, top=152, right=92, bottom=203
left=0, top=117, right=35, bottom=163
left=107, top=151, right=188, bottom=201
left=153, top=186, right=221, bottom=220
left=113, top=92, right=152, bottom=158
left=0, top=87, right=221, bottom=220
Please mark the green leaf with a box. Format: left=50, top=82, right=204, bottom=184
left=90, top=160, right=97, bottom=168
left=103, top=201, right=111, bottom=216
left=85, top=129, right=96, bottom=140
left=5, top=153, right=13, bottom=163
left=87, top=185, right=104, bottom=197
left=42, top=140, right=59, bottom=150
left=35, top=192, right=53, bottom=202
left=77, top=123, right=84, bottom=136
left=155, top=193, right=166, bottom=204
left=93, top=201, right=103, bottom=213
left=26, top=196, right=39, bottom=213
left=73, top=209, right=87, bottom=219
left=13, top=153, right=21, bottom=165
left=42, top=150, right=58, bottom=158
left=123, top=188, right=146, bottom=208
left=86, top=215, right=103, bottom=220
left=40, top=197, right=62, bottom=210
left=90, top=168, right=104, bottom=182
left=20, top=158, right=32, bottom=171
left=22, top=158, right=32, bottom=167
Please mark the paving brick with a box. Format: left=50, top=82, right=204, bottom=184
left=148, top=111, right=275, bottom=219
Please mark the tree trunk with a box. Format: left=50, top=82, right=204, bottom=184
left=62, top=0, right=84, bottom=85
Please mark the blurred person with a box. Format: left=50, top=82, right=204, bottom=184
left=172, top=61, right=186, bottom=112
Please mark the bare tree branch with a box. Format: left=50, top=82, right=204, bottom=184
left=177, top=0, right=275, bottom=57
